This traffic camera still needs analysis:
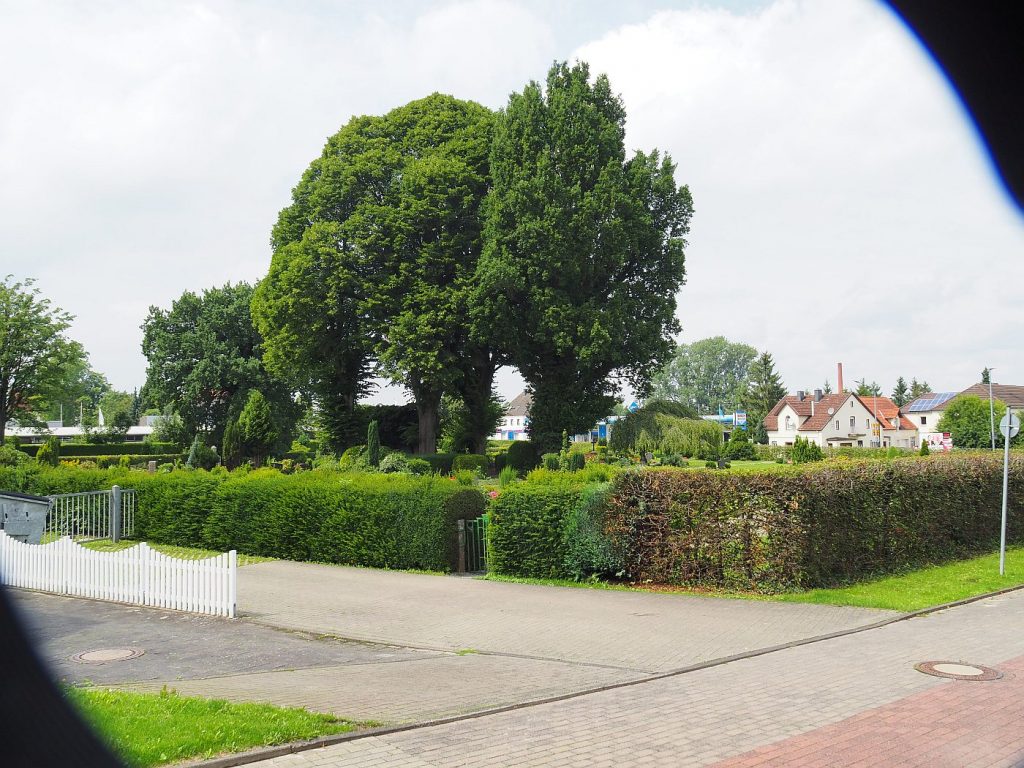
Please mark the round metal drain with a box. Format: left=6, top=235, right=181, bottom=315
left=915, top=660, right=1002, bottom=681
left=71, top=648, right=145, bottom=664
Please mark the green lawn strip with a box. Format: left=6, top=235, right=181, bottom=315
left=79, top=539, right=273, bottom=566
left=66, top=687, right=357, bottom=768
left=776, top=546, right=1024, bottom=611
left=485, top=547, right=1024, bottom=611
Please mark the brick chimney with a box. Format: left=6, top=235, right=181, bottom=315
left=837, top=362, right=844, bottom=393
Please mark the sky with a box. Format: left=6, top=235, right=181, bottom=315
left=2, top=0, right=1022, bottom=407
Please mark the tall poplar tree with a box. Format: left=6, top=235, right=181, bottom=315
left=743, top=352, right=787, bottom=444
left=476, top=61, right=693, bottom=450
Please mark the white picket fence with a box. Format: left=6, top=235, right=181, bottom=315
left=0, top=531, right=236, bottom=617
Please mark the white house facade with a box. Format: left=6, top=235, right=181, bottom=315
left=765, top=390, right=917, bottom=448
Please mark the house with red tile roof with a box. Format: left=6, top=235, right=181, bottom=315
left=765, top=389, right=918, bottom=449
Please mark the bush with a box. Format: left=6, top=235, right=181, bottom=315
left=366, top=420, right=381, bottom=468
left=498, top=466, right=518, bottom=488
left=505, top=441, right=541, bottom=474
left=453, top=469, right=477, bottom=486
left=562, top=483, right=621, bottom=580
left=791, top=436, right=824, bottom=464
left=452, top=454, right=488, bottom=475
left=406, top=457, right=432, bottom=475
left=542, top=453, right=561, bottom=471
left=186, top=436, right=220, bottom=470
left=0, top=444, right=29, bottom=467
left=378, top=453, right=410, bottom=473
left=567, top=452, right=585, bottom=472
left=489, top=483, right=588, bottom=578
left=723, top=429, right=757, bottom=461
left=919, top=441, right=930, bottom=456
left=36, top=437, right=60, bottom=467
left=418, top=453, right=456, bottom=475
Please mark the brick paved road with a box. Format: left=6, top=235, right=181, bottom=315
left=239, top=562, right=897, bottom=672
left=254, top=589, right=1024, bottom=767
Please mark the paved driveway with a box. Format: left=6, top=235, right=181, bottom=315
left=238, top=561, right=898, bottom=673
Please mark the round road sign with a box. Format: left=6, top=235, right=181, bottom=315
left=999, top=412, right=1019, bottom=439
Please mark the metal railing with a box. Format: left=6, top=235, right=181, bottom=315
left=46, top=486, right=136, bottom=542
left=460, top=515, right=489, bottom=573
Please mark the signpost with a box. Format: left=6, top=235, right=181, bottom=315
left=734, top=411, right=747, bottom=431
left=998, top=409, right=1019, bottom=576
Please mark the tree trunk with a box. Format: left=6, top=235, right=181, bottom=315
left=414, top=386, right=441, bottom=455
left=460, top=349, right=496, bottom=456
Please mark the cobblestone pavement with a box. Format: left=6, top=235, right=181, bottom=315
left=239, top=561, right=897, bottom=672
left=254, top=589, right=1024, bottom=767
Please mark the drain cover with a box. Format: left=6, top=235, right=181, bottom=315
left=915, top=660, right=1002, bottom=681
left=71, top=648, right=145, bottom=664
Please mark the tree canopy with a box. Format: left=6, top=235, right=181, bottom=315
left=475, top=61, right=693, bottom=450
left=142, top=282, right=299, bottom=448
left=255, top=93, right=497, bottom=453
left=0, top=276, right=86, bottom=442
left=649, top=336, right=757, bottom=414
left=936, top=394, right=1019, bottom=449
left=891, top=376, right=910, bottom=407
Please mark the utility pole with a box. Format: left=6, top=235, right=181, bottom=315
left=989, top=370, right=996, bottom=451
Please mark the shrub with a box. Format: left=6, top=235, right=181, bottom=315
left=489, top=484, right=587, bottom=578
left=567, top=452, right=585, bottom=472
left=36, top=437, right=60, bottom=467
left=378, top=453, right=410, bottom=473
left=562, top=483, right=621, bottom=580
left=16, top=442, right=179, bottom=458
left=498, top=466, right=518, bottom=488
left=453, top=469, right=477, bottom=486
left=696, top=443, right=719, bottom=462
left=366, top=420, right=381, bottom=468
left=542, top=453, right=561, bottom=471
left=505, top=441, right=541, bottom=474
left=0, top=444, right=28, bottom=467
left=791, top=436, right=824, bottom=464
left=406, top=457, right=432, bottom=475
left=452, top=454, right=488, bottom=475
left=723, top=429, right=757, bottom=461
left=338, top=445, right=368, bottom=471
left=419, top=453, right=456, bottom=475
left=186, top=436, right=220, bottom=470
left=704, top=460, right=718, bottom=469
left=919, top=441, right=930, bottom=456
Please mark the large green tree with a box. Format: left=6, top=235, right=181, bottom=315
left=142, top=282, right=299, bottom=448
left=891, top=376, right=910, bottom=407
left=257, top=94, right=497, bottom=453
left=937, top=394, right=1019, bottom=449
left=743, top=352, right=787, bottom=444
left=649, top=336, right=757, bottom=414
left=909, top=378, right=931, bottom=400
left=475, top=61, right=693, bottom=450
left=0, top=276, right=86, bottom=442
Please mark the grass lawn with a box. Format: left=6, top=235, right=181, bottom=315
left=485, top=547, right=1024, bottom=612
left=67, top=687, right=356, bottom=767
left=777, top=546, right=1024, bottom=612
left=80, top=539, right=273, bottom=566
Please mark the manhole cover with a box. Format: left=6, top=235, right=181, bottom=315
left=915, top=660, right=1002, bottom=681
left=71, top=648, right=145, bottom=664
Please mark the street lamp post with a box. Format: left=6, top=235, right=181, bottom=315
left=989, top=369, right=996, bottom=451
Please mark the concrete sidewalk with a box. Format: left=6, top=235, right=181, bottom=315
left=253, top=589, right=1024, bottom=767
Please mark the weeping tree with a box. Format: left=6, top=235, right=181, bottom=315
left=608, top=400, right=721, bottom=457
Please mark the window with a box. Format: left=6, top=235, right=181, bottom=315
left=921, top=416, right=927, bottom=425
left=785, top=415, right=792, bottom=430
left=866, top=418, right=870, bottom=429
left=835, top=420, right=840, bottom=430
left=850, top=416, right=855, bottom=429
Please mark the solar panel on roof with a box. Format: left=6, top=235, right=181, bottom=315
left=907, top=392, right=957, bottom=412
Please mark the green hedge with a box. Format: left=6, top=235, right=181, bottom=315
left=61, top=454, right=184, bottom=468
left=0, top=465, right=486, bottom=572
left=505, top=441, right=541, bottom=474
left=17, top=442, right=178, bottom=457
left=452, top=454, right=489, bottom=474
left=489, top=484, right=587, bottom=578
left=418, top=453, right=456, bottom=475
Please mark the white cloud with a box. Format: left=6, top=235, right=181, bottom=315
left=1, top=0, right=1020, bottom=404
left=574, top=0, right=1024, bottom=394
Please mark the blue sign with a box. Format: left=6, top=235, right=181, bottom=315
left=627, top=401, right=639, bottom=413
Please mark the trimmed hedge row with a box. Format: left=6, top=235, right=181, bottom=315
left=489, top=455, right=1024, bottom=591
left=62, top=454, right=184, bottom=468
left=0, top=465, right=486, bottom=571
left=16, top=442, right=178, bottom=457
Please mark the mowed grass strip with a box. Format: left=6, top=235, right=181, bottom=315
left=67, top=687, right=356, bottom=767
left=80, top=539, right=273, bottom=566
left=777, top=546, right=1024, bottom=612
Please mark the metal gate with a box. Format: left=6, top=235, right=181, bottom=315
left=46, top=486, right=136, bottom=542
left=458, top=515, right=489, bottom=573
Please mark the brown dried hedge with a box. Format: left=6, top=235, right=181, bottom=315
left=604, top=454, right=1024, bottom=591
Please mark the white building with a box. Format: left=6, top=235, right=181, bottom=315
left=765, top=390, right=917, bottom=449
left=492, top=392, right=531, bottom=441
left=901, top=392, right=958, bottom=440
left=7, top=415, right=163, bottom=444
